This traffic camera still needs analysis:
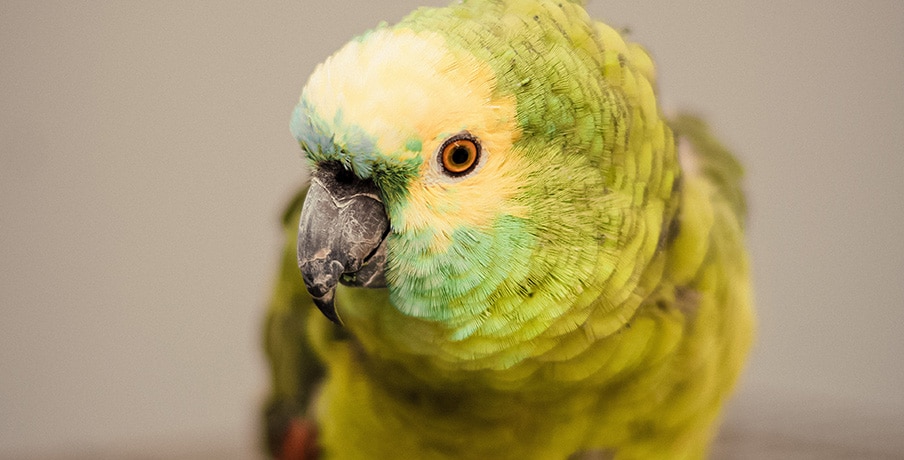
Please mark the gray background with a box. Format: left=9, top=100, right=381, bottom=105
left=1, top=1, right=902, bottom=458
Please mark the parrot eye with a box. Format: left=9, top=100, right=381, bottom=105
left=438, top=133, right=481, bottom=177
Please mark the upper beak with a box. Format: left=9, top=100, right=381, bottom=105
left=297, top=162, right=388, bottom=324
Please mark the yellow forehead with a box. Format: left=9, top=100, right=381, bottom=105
left=302, top=28, right=515, bottom=162
left=303, top=28, right=527, bottom=237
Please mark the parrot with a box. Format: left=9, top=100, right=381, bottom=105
left=263, top=0, right=754, bottom=459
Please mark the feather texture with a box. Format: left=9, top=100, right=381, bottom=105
left=265, top=1, right=754, bottom=458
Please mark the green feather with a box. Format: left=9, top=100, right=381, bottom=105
left=266, top=1, right=754, bottom=458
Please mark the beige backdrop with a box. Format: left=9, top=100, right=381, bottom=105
left=2, top=1, right=902, bottom=458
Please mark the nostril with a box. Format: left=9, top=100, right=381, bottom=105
left=335, top=168, right=355, bottom=185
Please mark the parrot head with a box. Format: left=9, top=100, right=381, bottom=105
left=292, top=1, right=674, bottom=366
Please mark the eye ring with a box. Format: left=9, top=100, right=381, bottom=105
left=438, top=133, right=481, bottom=177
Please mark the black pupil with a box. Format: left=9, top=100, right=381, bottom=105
left=451, top=145, right=471, bottom=165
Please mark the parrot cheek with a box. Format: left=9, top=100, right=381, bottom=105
left=297, top=162, right=389, bottom=324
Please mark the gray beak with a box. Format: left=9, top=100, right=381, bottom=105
left=297, top=162, right=388, bottom=324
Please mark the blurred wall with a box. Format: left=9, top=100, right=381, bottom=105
left=1, top=1, right=902, bottom=458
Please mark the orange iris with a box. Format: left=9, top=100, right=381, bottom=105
left=440, top=138, right=479, bottom=174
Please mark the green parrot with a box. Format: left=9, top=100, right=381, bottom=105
left=263, top=0, right=754, bottom=459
